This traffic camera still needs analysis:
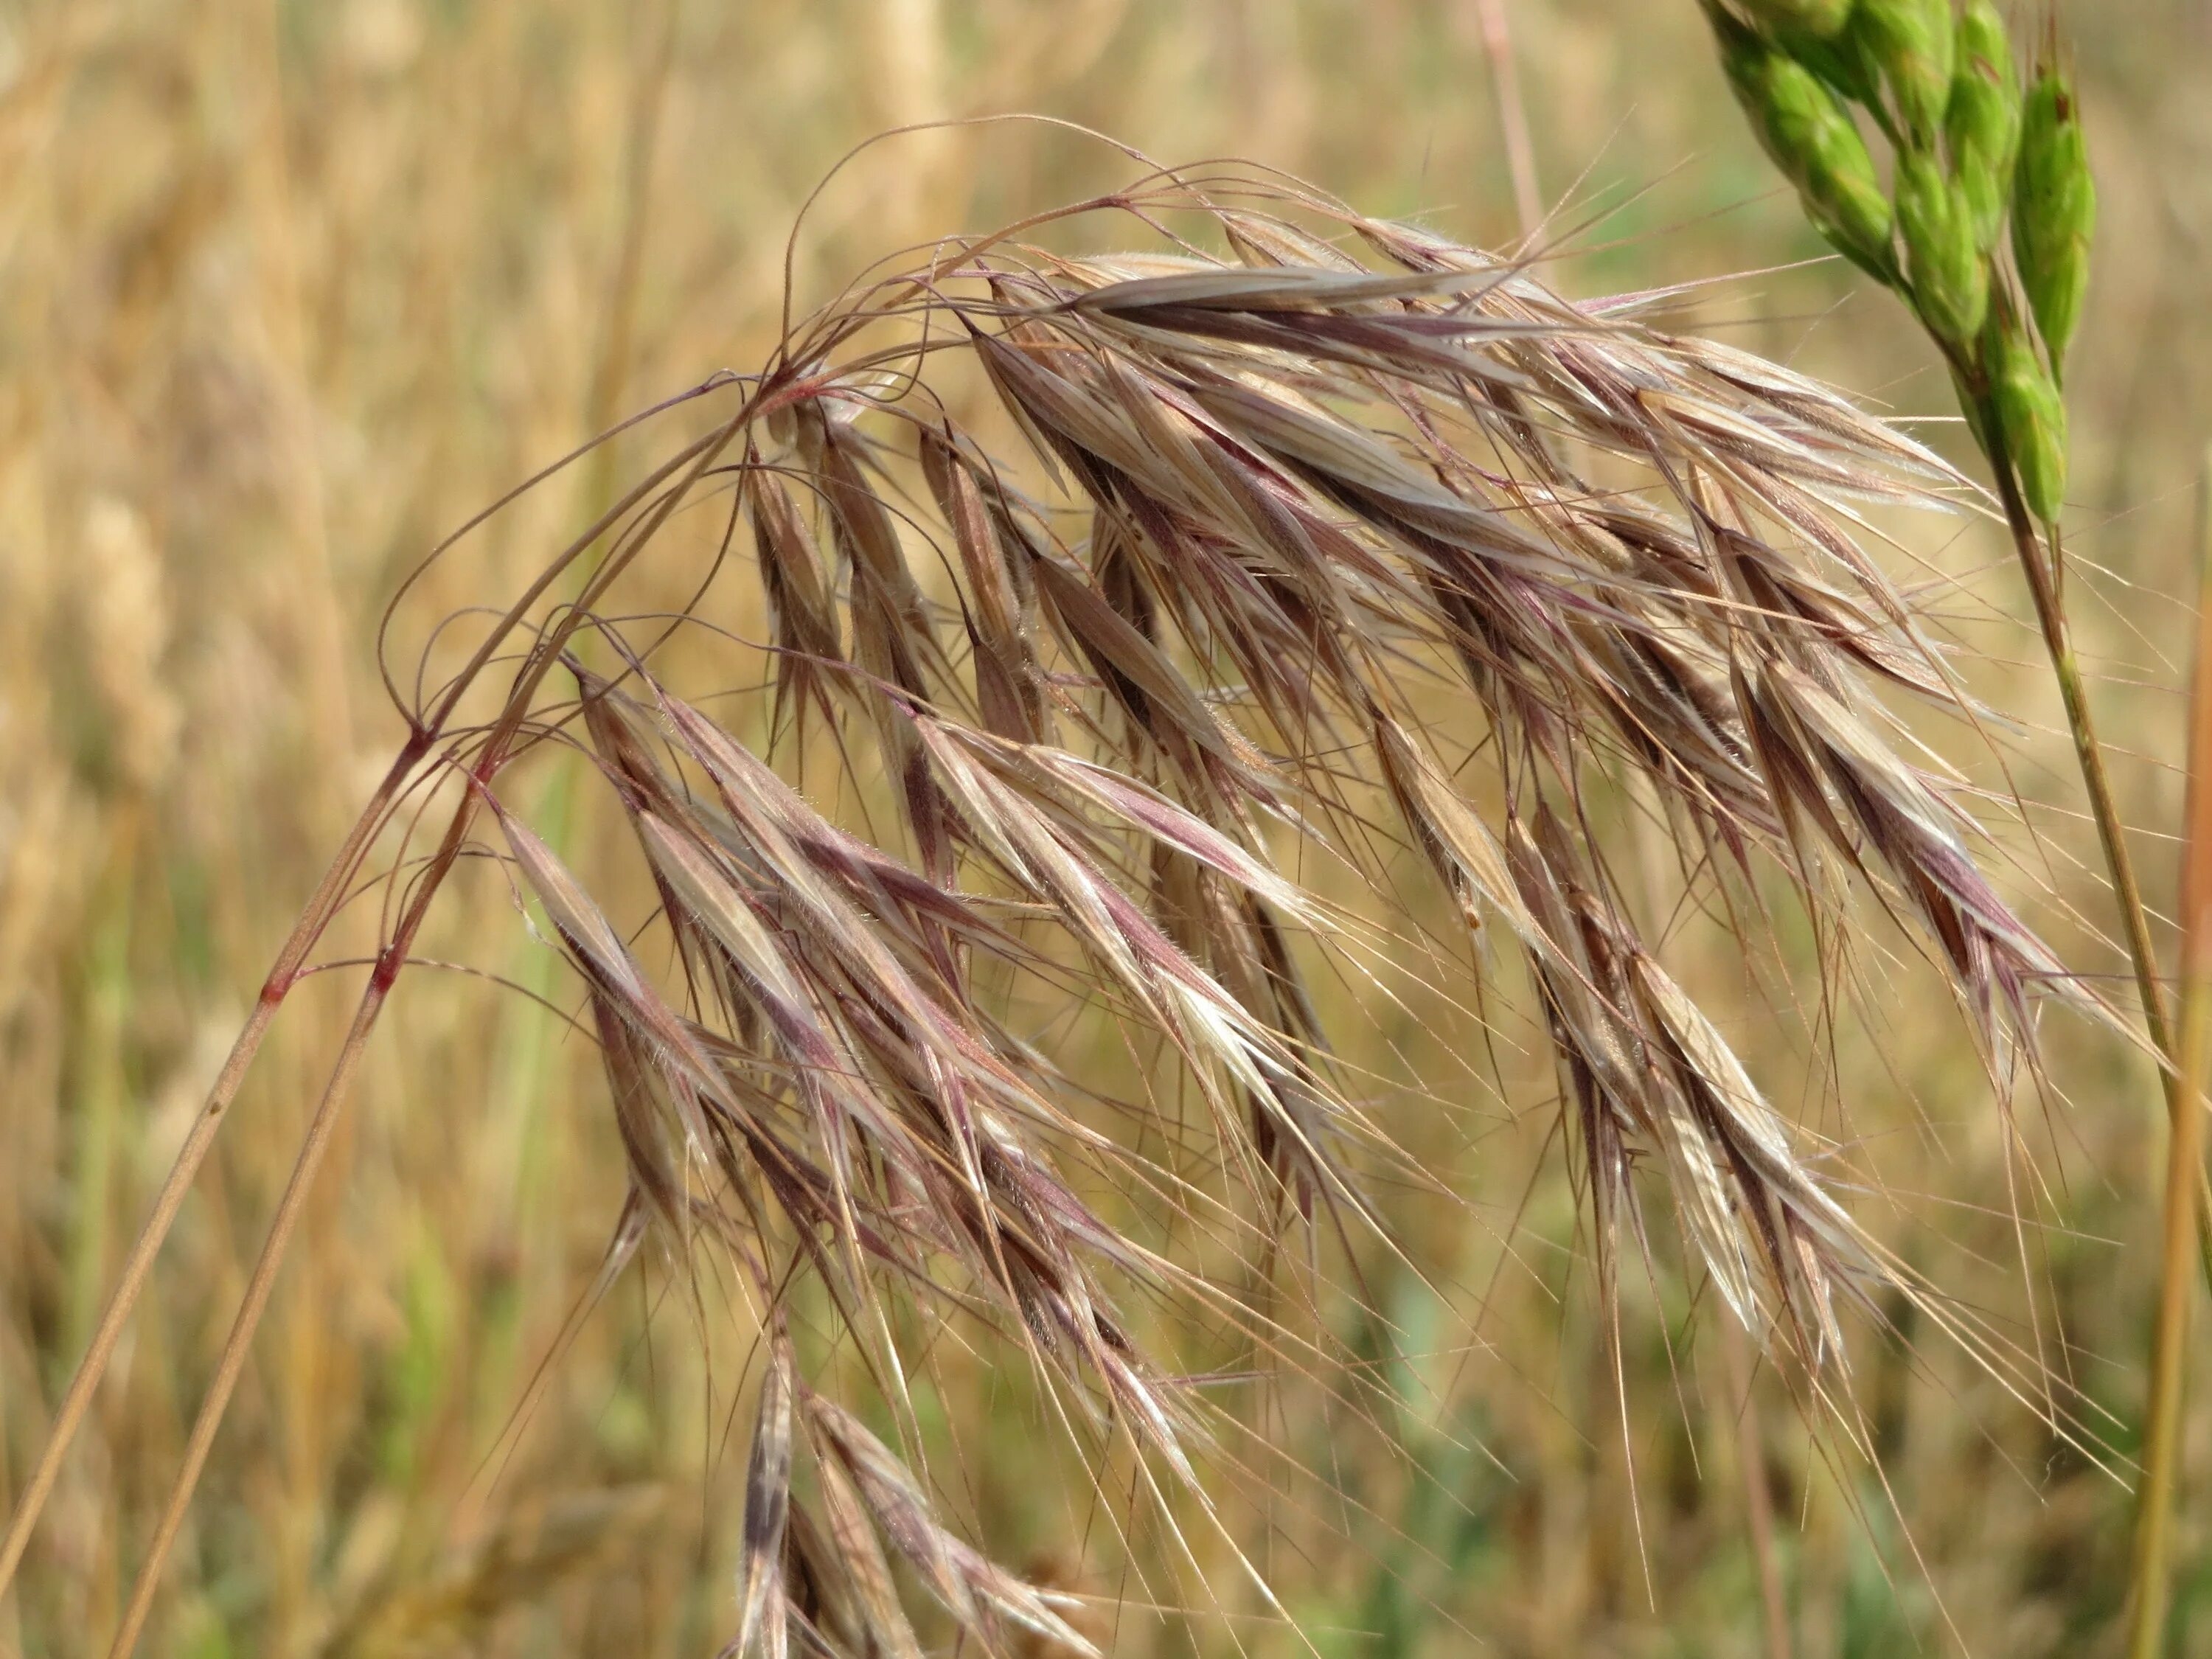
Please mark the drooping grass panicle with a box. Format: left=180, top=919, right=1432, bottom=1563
left=7, top=151, right=2112, bottom=1654
left=488, top=181, right=2084, bottom=1647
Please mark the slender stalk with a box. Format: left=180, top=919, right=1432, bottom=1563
left=95, top=389, right=764, bottom=1650
left=581, top=0, right=678, bottom=490
left=1973, top=388, right=2212, bottom=1284
left=1471, top=0, right=1541, bottom=243
left=102, top=973, right=396, bottom=1659
left=100, top=751, right=517, bottom=1650
left=105, top=761, right=518, bottom=1651
left=0, top=378, right=760, bottom=1610
left=1719, top=1315, right=1793, bottom=1659
left=2122, top=456, right=2212, bottom=1659
left=1986, top=417, right=2168, bottom=1048
left=0, top=739, right=422, bottom=1599
left=2129, top=944, right=2208, bottom=1654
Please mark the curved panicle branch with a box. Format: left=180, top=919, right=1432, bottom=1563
left=4, top=160, right=2107, bottom=1654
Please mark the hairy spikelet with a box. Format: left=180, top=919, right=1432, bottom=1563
left=401, top=167, right=2100, bottom=1652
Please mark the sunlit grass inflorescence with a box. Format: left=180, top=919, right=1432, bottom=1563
left=349, top=178, right=2095, bottom=1653
left=1705, top=0, right=2090, bottom=521
left=3, top=141, right=2124, bottom=1655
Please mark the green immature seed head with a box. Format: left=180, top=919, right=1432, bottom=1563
left=1895, top=150, right=1987, bottom=349
left=1944, top=0, right=2019, bottom=248
left=1718, top=24, right=1896, bottom=278
left=1741, top=0, right=1856, bottom=36
left=1777, top=17, right=1885, bottom=107
left=2013, top=62, right=2095, bottom=376
left=1992, top=326, right=2068, bottom=524
left=1851, top=0, right=1955, bottom=141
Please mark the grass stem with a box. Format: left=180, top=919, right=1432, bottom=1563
left=0, top=378, right=757, bottom=1614
left=102, top=975, right=396, bottom=1659
left=94, top=392, right=762, bottom=1645
left=1972, top=389, right=2212, bottom=1286
left=0, top=740, right=421, bottom=1601
left=2121, top=454, right=2212, bottom=1659
left=1719, top=1315, right=1793, bottom=1659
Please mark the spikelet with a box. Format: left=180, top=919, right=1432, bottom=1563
left=1991, top=322, right=2069, bottom=523
left=1945, top=0, right=2020, bottom=248
left=1895, top=149, right=1988, bottom=348
left=2014, top=55, right=2096, bottom=377
left=1851, top=0, right=1954, bottom=141
left=1713, top=10, right=1896, bottom=279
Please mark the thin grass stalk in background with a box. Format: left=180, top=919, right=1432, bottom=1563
left=0, top=743, right=420, bottom=1595
left=102, top=979, right=394, bottom=1659
left=1472, top=0, right=1543, bottom=242
left=1718, top=1314, right=1794, bottom=1659
left=2123, top=451, right=2212, bottom=1658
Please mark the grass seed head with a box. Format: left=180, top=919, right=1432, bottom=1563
left=322, top=166, right=2106, bottom=1652
left=1992, top=321, right=2070, bottom=522
left=1945, top=0, right=2020, bottom=248
left=2014, top=56, right=2096, bottom=377
left=1851, top=0, right=1957, bottom=141
left=1896, top=148, right=1990, bottom=347
left=1714, top=16, right=1897, bottom=277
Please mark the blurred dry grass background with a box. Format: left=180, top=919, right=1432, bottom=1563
left=4, top=1, right=2212, bottom=1653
